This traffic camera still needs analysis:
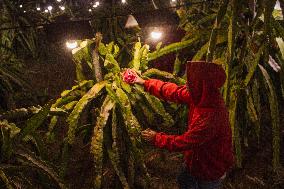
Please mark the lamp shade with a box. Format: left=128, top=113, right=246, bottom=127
left=125, top=15, right=139, bottom=28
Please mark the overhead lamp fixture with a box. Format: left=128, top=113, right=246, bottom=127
left=125, top=15, right=139, bottom=28
left=47, top=6, right=53, bottom=11
left=150, top=29, right=163, bottom=41
left=66, top=40, right=78, bottom=49
left=36, top=3, right=41, bottom=11
left=151, top=31, right=162, bottom=40
left=93, top=1, right=100, bottom=8
left=59, top=6, right=65, bottom=11
left=93, top=1, right=100, bottom=7
left=274, top=1, right=281, bottom=10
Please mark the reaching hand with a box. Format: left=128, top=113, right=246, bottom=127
left=141, top=128, right=157, bottom=143
left=134, top=75, right=145, bottom=85
left=122, top=69, right=145, bottom=85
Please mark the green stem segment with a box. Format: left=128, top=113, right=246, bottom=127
left=148, top=37, right=198, bottom=61
left=0, top=170, right=13, bottom=189
left=229, top=91, right=242, bottom=168
left=206, top=0, right=229, bottom=62
left=92, top=33, right=103, bottom=82
left=224, top=0, right=237, bottom=105
left=264, top=0, right=280, bottom=171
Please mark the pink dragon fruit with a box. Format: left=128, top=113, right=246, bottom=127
left=123, top=69, right=138, bottom=84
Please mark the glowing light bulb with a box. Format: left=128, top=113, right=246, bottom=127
left=95, top=1, right=100, bottom=6
left=122, top=0, right=126, bottom=3
left=93, top=4, right=98, bottom=8
left=47, top=6, right=53, bottom=11
left=23, top=10, right=26, bottom=13
left=59, top=6, right=65, bottom=10
left=57, top=0, right=62, bottom=2
left=171, top=0, right=176, bottom=2
left=151, top=31, right=162, bottom=40
left=19, top=4, right=23, bottom=8
left=66, top=41, right=78, bottom=49
left=44, top=9, right=49, bottom=13
left=88, top=9, right=92, bottom=12
left=36, top=7, right=41, bottom=11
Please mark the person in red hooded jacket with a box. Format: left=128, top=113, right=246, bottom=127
left=133, top=61, right=234, bottom=189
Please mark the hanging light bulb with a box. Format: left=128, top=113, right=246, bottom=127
left=122, top=0, right=126, bottom=3
left=56, top=0, right=62, bottom=2
left=59, top=6, right=65, bottom=10
left=66, top=40, right=78, bottom=49
left=23, top=10, right=26, bottom=13
left=47, top=6, right=53, bottom=11
left=36, top=3, right=41, bottom=11
left=150, top=30, right=163, bottom=40
left=95, top=1, right=100, bottom=6
left=44, top=9, right=49, bottom=13
left=88, top=8, right=92, bottom=12
left=19, top=4, right=23, bottom=8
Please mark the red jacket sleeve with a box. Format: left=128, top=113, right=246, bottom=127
left=154, top=113, right=216, bottom=152
left=144, top=79, right=191, bottom=104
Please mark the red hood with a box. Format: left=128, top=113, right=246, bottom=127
left=186, top=61, right=226, bottom=107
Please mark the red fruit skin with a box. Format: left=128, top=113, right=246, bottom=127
left=123, top=69, right=138, bottom=84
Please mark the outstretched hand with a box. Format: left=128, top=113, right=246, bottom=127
left=122, top=69, right=145, bottom=85
left=134, top=74, right=145, bottom=85
left=141, top=128, right=157, bottom=143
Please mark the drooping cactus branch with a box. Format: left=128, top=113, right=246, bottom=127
left=206, top=0, right=229, bottom=62
left=92, top=32, right=103, bottom=82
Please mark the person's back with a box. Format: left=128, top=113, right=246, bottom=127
left=129, top=61, right=234, bottom=189
left=185, top=107, right=233, bottom=181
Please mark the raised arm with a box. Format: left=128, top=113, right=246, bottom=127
left=124, top=70, right=191, bottom=104
left=144, top=79, right=191, bottom=104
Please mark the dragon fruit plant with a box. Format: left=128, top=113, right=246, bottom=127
left=45, top=36, right=192, bottom=189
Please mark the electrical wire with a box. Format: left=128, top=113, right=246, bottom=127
left=0, top=0, right=208, bottom=31
left=151, top=0, right=159, bottom=10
